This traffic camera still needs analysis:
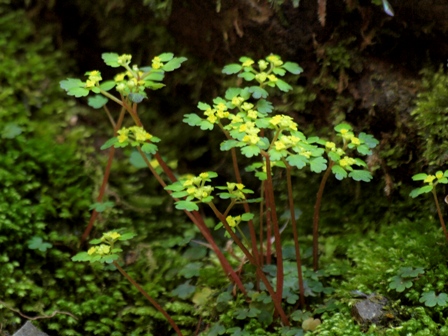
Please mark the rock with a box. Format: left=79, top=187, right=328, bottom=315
left=13, top=321, right=49, bottom=336
left=351, top=292, right=395, bottom=328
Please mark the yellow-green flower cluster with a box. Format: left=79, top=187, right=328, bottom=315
left=325, top=141, right=345, bottom=156
left=239, top=121, right=261, bottom=145
left=85, top=70, right=102, bottom=88
left=101, top=231, right=121, bottom=242
left=266, top=54, right=283, bottom=67
left=424, top=171, right=445, bottom=185
left=88, top=244, right=110, bottom=256
left=117, top=126, right=152, bottom=144
left=269, top=115, right=298, bottom=131
left=338, top=127, right=361, bottom=146
left=226, top=182, right=246, bottom=200
left=204, top=102, right=230, bottom=124
left=151, top=56, right=163, bottom=70
left=117, top=54, right=132, bottom=66
left=339, top=156, right=356, bottom=168
left=182, top=172, right=214, bottom=201
left=226, top=215, right=241, bottom=228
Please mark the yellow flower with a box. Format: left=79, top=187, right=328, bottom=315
left=103, top=232, right=121, bottom=241
left=258, top=60, right=268, bottom=71
left=242, top=59, right=254, bottom=67
left=152, top=56, right=163, bottom=69
left=325, top=141, right=336, bottom=150
left=255, top=72, right=268, bottom=83
left=242, top=134, right=260, bottom=145
left=97, top=244, right=111, bottom=255
left=424, top=175, right=436, bottom=184
left=267, top=74, right=278, bottom=82
left=436, top=171, right=444, bottom=179
left=266, top=54, right=283, bottom=66
left=232, top=96, right=244, bottom=107
left=275, top=140, right=286, bottom=151
left=117, top=54, right=132, bottom=65
left=247, top=110, right=258, bottom=119
left=199, top=172, right=209, bottom=179
left=114, top=73, right=126, bottom=82
left=351, top=137, right=361, bottom=146
left=117, top=128, right=129, bottom=143
left=226, top=215, right=241, bottom=227
left=131, top=127, right=152, bottom=142
left=87, top=247, right=97, bottom=255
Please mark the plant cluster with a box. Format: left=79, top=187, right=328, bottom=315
left=59, top=50, right=379, bottom=335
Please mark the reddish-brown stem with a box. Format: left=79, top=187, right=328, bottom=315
left=432, top=188, right=448, bottom=242
left=285, top=164, right=305, bottom=308
left=208, top=202, right=289, bottom=326
left=313, top=161, right=334, bottom=271
left=262, top=153, right=284, bottom=303
left=113, top=261, right=183, bottom=336
left=81, top=108, right=126, bottom=244
left=229, top=147, right=260, bottom=267
left=264, top=184, right=272, bottom=265
left=135, top=149, right=247, bottom=295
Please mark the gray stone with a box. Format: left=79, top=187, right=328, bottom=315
left=13, top=321, right=49, bottom=336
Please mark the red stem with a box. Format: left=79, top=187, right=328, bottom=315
left=113, top=261, right=183, bottom=336
left=262, top=153, right=284, bottom=303
left=285, top=164, right=305, bottom=308
left=313, top=161, right=334, bottom=271
left=432, top=188, right=448, bottom=242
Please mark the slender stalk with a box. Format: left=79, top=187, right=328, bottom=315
left=313, top=161, right=334, bottom=271
left=432, top=189, right=448, bottom=242
left=262, top=153, right=284, bottom=303
left=230, top=144, right=260, bottom=266
left=264, top=184, right=272, bottom=265
left=208, top=202, right=290, bottom=326
left=136, top=149, right=247, bottom=295
left=113, top=261, right=183, bottom=336
left=285, top=163, right=305, bottom=308
left=81, top=108, right=126, bottom=244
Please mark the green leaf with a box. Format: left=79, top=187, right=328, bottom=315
left=179, top=262, right=203, bottom=278
left=256, top=99, right=273, bottom=114
left=158, top=52, right=174, bottom=62
left=239, top=72, right=255, bottom=81
left=144, top=81, right=165, bottom=90
left=282, top=62, right=303, bottom=74
left=388, top=275, right=413, bottom=292
left=88, top=95, right=108, bottom=109
left=275, top=79, right=293, bottom=92
left=356, top=144, right=372, bottom=156
left=102, top=53, right=121, bottom=67
left=222, top=64, right=242, bottom=75
left=241, top=213, right=255, bottom=221
left=72, top=252, right=91, bottom=262
left=412, top=173, right=428, bottom=181
left=145, top=71, right=164, bottom=81
left=101, top=254, right=119, bottom=264
left=334, top=123, right=352, bottom=132
left=420, top=291, right=448, bottom=307
left=129, top=93, right=146, bottom=103
left=349, top=170, right=373, bottom=182
left=27, top=236, right=52, bottom=252
left=249, top=86, right=269, bottom=99
left=272, top=68, right=286, bottom=76
left=175, top=201, right=199, bottom=211
left=171, top=282, right=196, bottom=299
left=205, top=323, right=226, bottom=336
left=89, top=201, right=114, bottom=212
left=183, top=113, right=203, bottom=126
left=99, top=80, right=116, bottom=91
left=67, top=87, right=89, bottom=98
left=119, top=232, right=137, bottom=240
left=358, top=132, right=379, bottom=148
left=2, top=123, right=22, bottom=139
left=141, top=143, right=158, bottom=154
left=309, top=157, right=327, bottom=173
left=129, top=151, right=151, bottom=169
left=220, top=139, right=240, bottom=151
left=398, top=266, right=425, bottom=278
left=100, top=137, right=118, bottom=150
left=241, top=145, right=261, bottom=158
left=332, top=165, right=347, bottom=180
left=60, top=78, right=84, bottom=91
left=162, top=57, right=187, bottom=71
left=328, top=151, right=341, bottom=162
left=287, top=154, right=307, bottom=169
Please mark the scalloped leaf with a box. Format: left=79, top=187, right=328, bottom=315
left=102, top=53, right=121, bottom=67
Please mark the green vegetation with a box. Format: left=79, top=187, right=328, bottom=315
left=2, top=2, right=448, bottom=336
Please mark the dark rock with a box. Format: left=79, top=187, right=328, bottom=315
left=13, top=321, right=49, bottom=336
